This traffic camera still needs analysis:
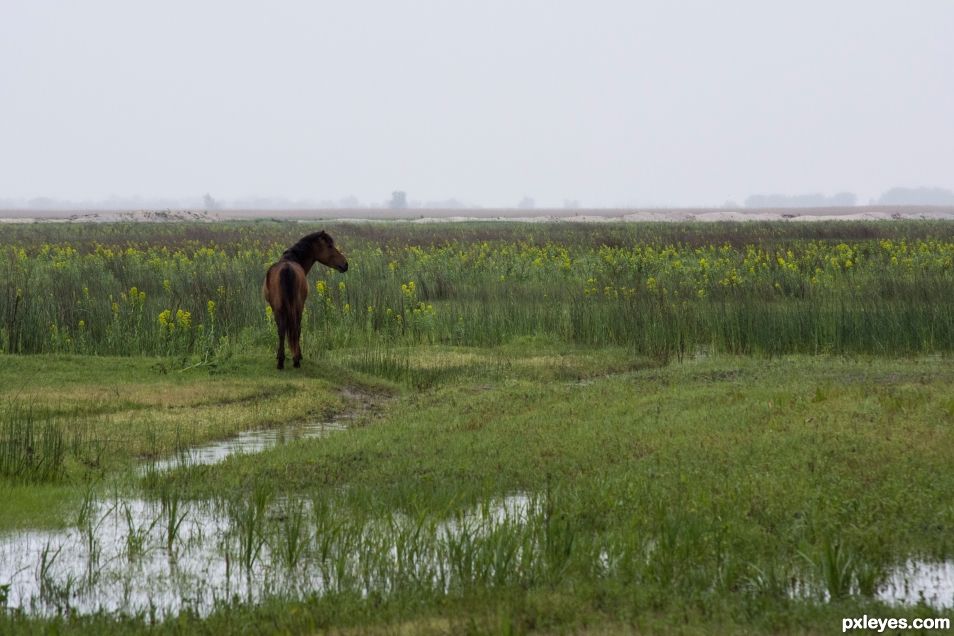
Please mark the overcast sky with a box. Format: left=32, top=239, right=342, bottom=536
left=1, top=1, right=952, bottom=207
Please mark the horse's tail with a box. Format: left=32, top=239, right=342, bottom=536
left=279, top=265, right=299, bottom=331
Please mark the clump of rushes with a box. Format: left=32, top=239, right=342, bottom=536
left=159, top=484, right=188, bottom=555
left=232, top=485, right=272, bottom=573
left=275, top=499, right=308, bottom=570
left=0, top=404, right=66, bottom=483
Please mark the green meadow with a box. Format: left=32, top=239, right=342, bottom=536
left=1, top=221, right=953, bottom=634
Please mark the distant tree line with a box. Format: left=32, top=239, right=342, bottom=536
left=745, top=187, right=954, bottom=209
left=745, top=192, right=857, bottom=208
left=876, top=187, right=954, bottom=206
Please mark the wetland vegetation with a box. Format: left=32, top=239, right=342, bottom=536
left=1, top=221, right=953, bottom=633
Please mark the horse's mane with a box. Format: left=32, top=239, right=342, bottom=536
left=282, top=231, right=333, bottom=263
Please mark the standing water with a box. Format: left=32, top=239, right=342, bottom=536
left=143, top=418, right=348, bottom=473
left=0, top=397, right=542, bottom=618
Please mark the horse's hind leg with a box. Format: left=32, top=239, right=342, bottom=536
left=290, top=311, right=303, bottom=368
left=275, top=313, right=287, bottom=370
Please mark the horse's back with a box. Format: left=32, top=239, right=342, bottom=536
left=264, top=260, right=308, bottom=311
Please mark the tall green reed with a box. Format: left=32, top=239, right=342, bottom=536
left=0, top=405, right=66, bottom=483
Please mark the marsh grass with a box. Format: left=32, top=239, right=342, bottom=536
left=274, top=500, right=308, bottom=570
left=0, top=405, right=66, bottom=484
left=4, top=221, right=954, bottom=359
left=344, top=346, right=500, bottom=389
left=232, top=485, right=271, bottom=573
left=0, top=359, right=347, bottom=498
left=3, top=439, right=954, bottom=631
left=123, top=502, right=158, bottom=561
left=2, top=221, right=954, bottom=633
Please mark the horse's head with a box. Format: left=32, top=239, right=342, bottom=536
left=312, top=232, right=348, bottom=273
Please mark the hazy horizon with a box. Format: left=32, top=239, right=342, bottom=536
left=2, top=1, right=952, bottom=208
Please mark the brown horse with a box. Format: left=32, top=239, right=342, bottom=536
left=263, top=231, right=348, bottom=369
